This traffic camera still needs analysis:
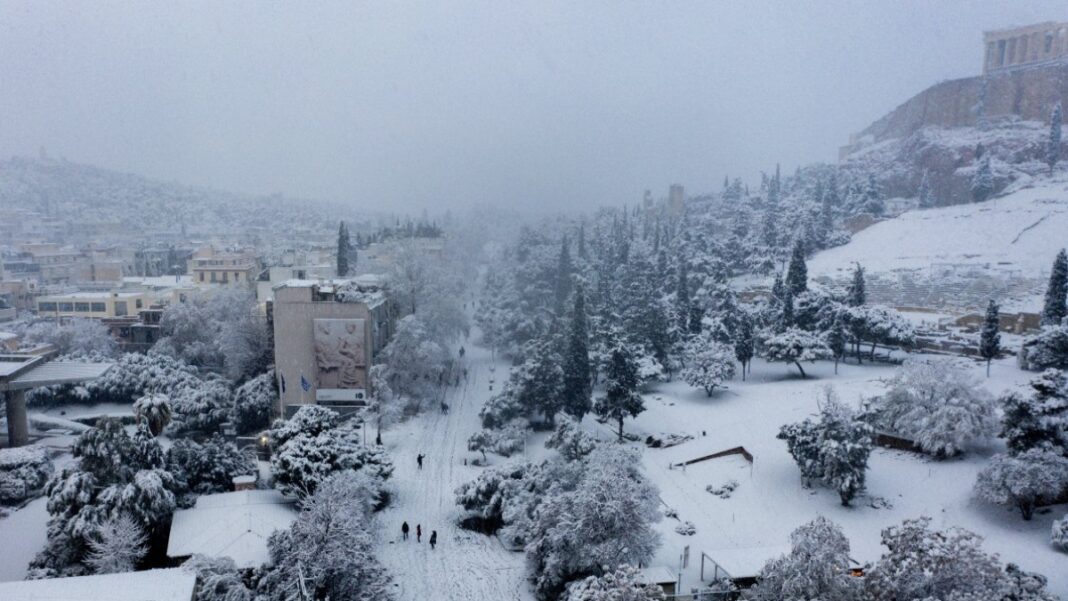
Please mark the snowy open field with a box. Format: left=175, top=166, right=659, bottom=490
left=617, top=356, right=1068, bottom=596
left=809, top=179, right=1068, bottom=312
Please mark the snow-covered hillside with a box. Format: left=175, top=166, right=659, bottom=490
left=809, top=178, right=1068, bottom=313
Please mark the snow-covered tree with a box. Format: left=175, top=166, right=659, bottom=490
left=133, top=393, right=172, bottom=437
left=865, top=517, right=1010, bottom=601
left=1041, top=249, right=1068, bottom=327
left=545, top=414, right=597, bottom=461
left=680, top=331, right=736, bottom=396
left=917, top=170, right=935, bottom=208
left=971, top=153, right=994, bottom=203
left=847, top=263, right=865, bottom=307
left=784, top=238, right=808, bottom=296
left=526, top=446, right=661, bottom=600
left=157, top=289, right=269, bottom=381
left=778, top=389, right=872, bottom=506
left=336, top=221, right=351, bottom=277
left=22, top=318, right=118, bottom=358
left=260, top=471, right=391, bottom=601
left=594, top=341, right=645, bottom=441
left=872, top=358, right=997, bottom=457
left=975, top=449, right=1068, bottom=520
left=231, top=371, right=276, bottom=434
left=561, top=286, right=593, bottom=419
left=455, top=463, right=530, bottom=533
left=562, top=565, right=666, bottom=601
left=377, top=314, right=449, bottom=407
left=85, top=514, right=147, bottom=574
left=980, top=299, right=1001, bottom=377
left=761, top=327, right=831, bottom=378
left=750, top=516, right=861, bottom=601
left=1000, top=369, right=1068, bottom=456
left=1018, top=323, right=1068, bottom=371
left=734, top=312, right=755, bottom=379
left=169, top=377, right=234, bottom=436
left=182, top=555, right=254, bottom=601
left=166, top=437, right=257, bottom=502
left=269, top=406, right=392, bottom=500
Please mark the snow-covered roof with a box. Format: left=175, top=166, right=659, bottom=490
left=167, top=489, right=296, bottom=568
left=37, top=291, right=144, bottom=300
left=122, top=275, right=195, bottom=288
left=702, top=545, right=789, bottom=579
left=637, top=566, right=677, bottom=585
left=1, top=360, right=114, bottom=391
left=0, top=568, right=197, bottom=601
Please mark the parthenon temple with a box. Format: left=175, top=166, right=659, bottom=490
left=984, top=21, right=1068, bottom=74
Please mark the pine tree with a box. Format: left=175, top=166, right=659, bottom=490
left=1041, top=249, right=1068, bottom=326
left=1049, top=102, right=1062, bottom=175
left=561, top=287, right=592, bottom=419
left=336, top=221, right=351, bottom=277
left=827, top=315, right=847, bottom=375
left=863, top=174, right=884, bottom=215
left=577, top=223, right=587, bottom=260
left=847, top=264, right=866, bottom=307
left=675, top=257, right=691, bottom=335
left=594, top=340, right=645, bottom=442
left=785, top=239, right=808, bottom=296
left=971, top=153, right=993, bottom=203
left=980, top=300, right=1001, bottom=377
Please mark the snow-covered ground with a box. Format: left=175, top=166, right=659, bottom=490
left=374, top=337, right=533, bottom=601
left=618, top=355, right=1068, bottom=596
left=809, top=178, right=1068, bottom=312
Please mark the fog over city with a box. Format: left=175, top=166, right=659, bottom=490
left=0, top=1, right=1062, bottom=211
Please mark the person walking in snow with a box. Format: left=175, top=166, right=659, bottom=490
left=417, top=454, right=424, bottom=469
left=416, top=524, right=422, bottom=543
left=459, top=346, right=466, bottom=358
left=429, top=530, right=437, bottom=550
left=401, top=522, right=409, bottom=541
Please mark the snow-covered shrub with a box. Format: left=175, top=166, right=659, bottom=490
left=269, top=406, right=392, bottom=500
left=133, top=393, right=172, bottom=437
left=182, top=555, right=254, bottom=601
left=778, top=388, right=872, bottom=506
left=492, top=420, right=530, bottom=457
left=479, top=391, right=525, bottom=430
left=561, top=564, right=666, bottom=601
left=30, top=351, right=204, bottom=408
left=680, top=333, right=736, bottom=396
left=674, top=521, right=696, bottom=535
left=1053, top=515, right=1068, bottom=552
left=258, top=472, right=390, bottom=601
left=454, top=463, right=530, bottom=533
left=0, top=445, right=54, bottom=503
left=974, top=449, right=1068, bottom=520
left=231, top=371, right=276, bottom=434
left=872, top=358, right=997, bottom=457
left=705, top=479, right=739, bottom=498
left=1018, top=324, right=1068, bottom=371
left=760, top=327, right=832, bottom=378
left=750, top=516, right=861, bottom=601
left=166, top=437, right=257, bottom=504
left=545, top=414, right=597, bottom=461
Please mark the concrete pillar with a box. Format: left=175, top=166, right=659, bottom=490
left=5, top=389, right=29, bottom=447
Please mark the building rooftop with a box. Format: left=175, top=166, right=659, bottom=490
left=167, top=489, right=296, bottom=568
left=37, top=291, right=144, bottom=300
left=0, top=568, right=197, bottom=601
left=0, top=358, right=114, bottom=391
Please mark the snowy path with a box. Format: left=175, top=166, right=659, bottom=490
left=375, top=338, right=532, bottom=601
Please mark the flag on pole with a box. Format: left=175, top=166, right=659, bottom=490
left=280, top=374, right=287, bottom=394
left=300, top=374, right=311, bottom=392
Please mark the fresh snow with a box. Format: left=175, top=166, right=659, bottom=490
left=0, top=567, right=196, bottom=601
left=166, top=489, right=296, bottom=568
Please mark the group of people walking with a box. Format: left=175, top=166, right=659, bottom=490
left=401, top=522, right=438, bottom=549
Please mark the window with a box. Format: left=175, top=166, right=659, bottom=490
left=39, top=302, right=57, bottom=312
left=115, top=301, right=128, bottom=316
left=210, top=271, right=217, bottom=282
left=234, top=272, right=240, bottom=281
left=75, top=302, right=90, bottom=312
left=199, top=272, right=205, bottom=282
left=59, top=302, right=74, bottom=312
left=135, top=299, right=143, bottom=309
left=91, top=302, right=106, bottom=312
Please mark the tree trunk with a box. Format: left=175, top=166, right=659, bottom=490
left=834, top=357, right=839, bottom=375
left=794, top=361, right=807, bottom=378
left=869, top=341, right=877, bottom=361
left=986, top=359, right=991, bottom=377
left=1020, top=499, right=1034, bottom=521
left=617, top=417, right=624, bottom=442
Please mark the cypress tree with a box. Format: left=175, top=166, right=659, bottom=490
left=675, top=257, right=691, bottom=334
left=917, top=170, right=934, bottom=209
left=971, top=154, right=993, bottom=203
left=561, top=286, right=592, bottom=419
left=785, top=239, right=808, bottom=296
left=1041, top=249, right=1068, bottom=326
left=734, top=314, right=754, bottom=380
left=336, top=221, right=351, bottom=277
left=847, top=264, right=866, bottom=307
left=1049, top=102, right=1062, bottom=175
left=594, top=338, right=644, bottom=442
left=827, top=315, right=847, bottom=374
left=979, top=300, right=1001, bottom=377
left=554, top=236, right=573, bottom=314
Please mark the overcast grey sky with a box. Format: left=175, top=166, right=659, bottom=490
left=0, top=1, right=1063, bottom=212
